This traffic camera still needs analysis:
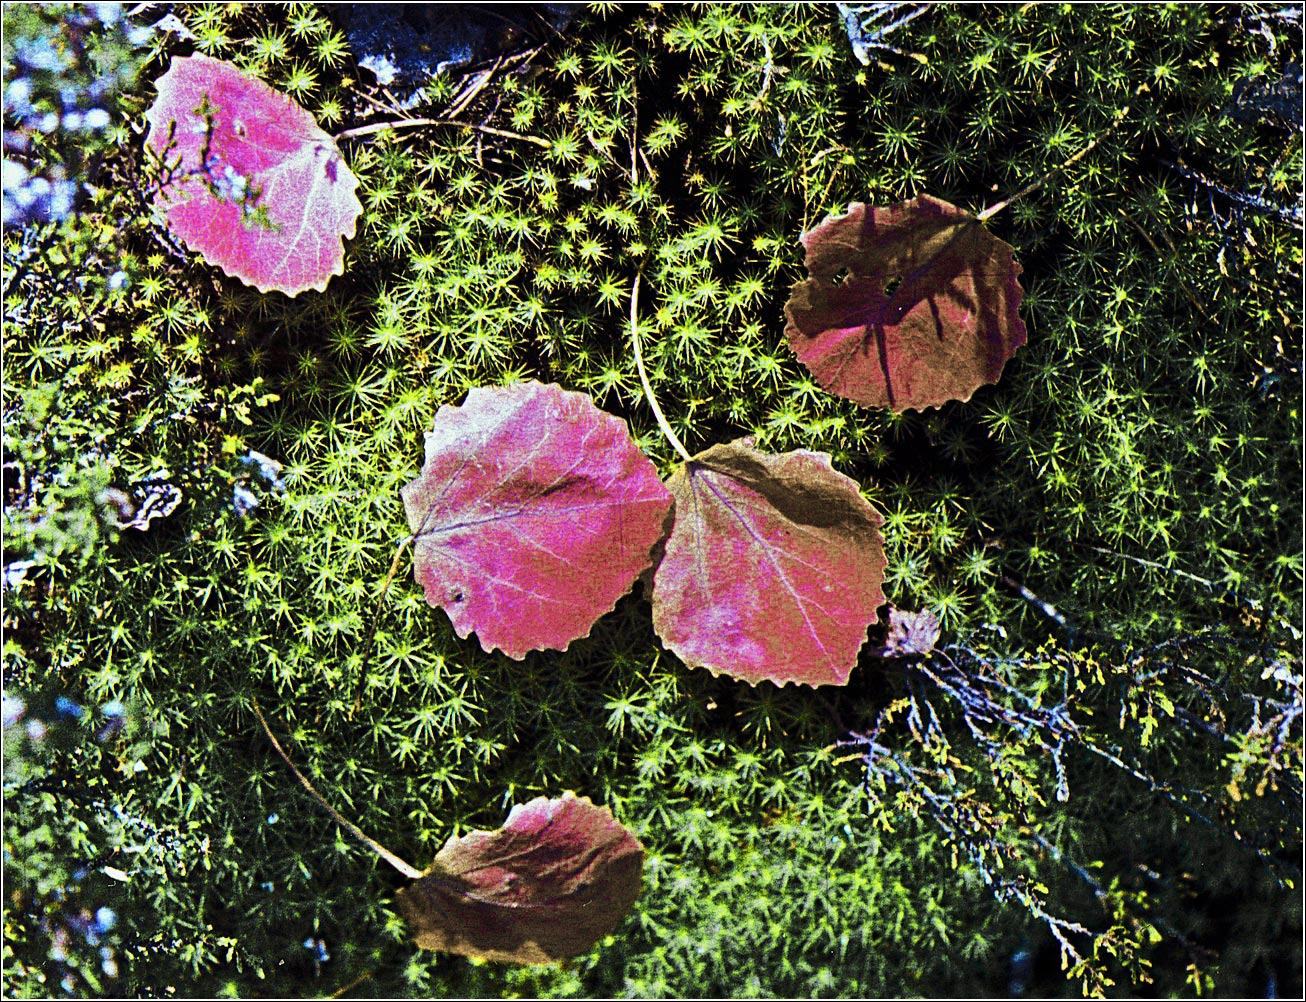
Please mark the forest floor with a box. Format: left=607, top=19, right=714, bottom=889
left=3, top=3, right=1302, bottom=998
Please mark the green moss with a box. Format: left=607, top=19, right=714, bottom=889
left=3, top=3, right=1300, bottom=998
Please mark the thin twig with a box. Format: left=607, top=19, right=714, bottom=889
left=999, top=573, right=1073, bottom=635
left=330, top=970, right=377, bottom=999
left=354, top=88, right=408, bottom=119
left=1079, top=543, right=1300, bottom=637
left=800, top=150, right=812, bottom=233
left=1165, top=157, right=1304, bottom=226
left=444, top=57, right=504, bottom=120
left=335, top=117, right=550, bottom=148
left=814, top=145, right=850, bottom=222
left=629, top=273, right=693, bottom=463
left=977, top=103, right=1132, bottom=222
left=754, top=34, right=774, bottom=105
left=630, top=80, right=639, bottom=185
left=350, top=534, right=416, bottom=718
left=251, top=701, right=424, bottom=880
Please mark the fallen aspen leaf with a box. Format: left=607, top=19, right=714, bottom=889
left=651, top=439, right=886, bottom=687
left=784, top=196, right=1026, bottom=411
left=396, top=793, right=644, bottom=964
left=144, top=54, right=362, bottom=296
left=401, top=381, right=672, bottom=658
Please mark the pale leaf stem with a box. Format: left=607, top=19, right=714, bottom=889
left=977, top=103, right=1131, bottom=223
left=251, top=700, right=424, bottom=880
left=629, top=273, right=693, bottom=464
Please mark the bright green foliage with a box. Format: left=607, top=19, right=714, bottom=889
left=3, top=3, right=1301, bottom=998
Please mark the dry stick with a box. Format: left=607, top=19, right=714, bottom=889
left=353, top=88, right=409, bottom=119
left=444, top=56, right=505, bottom=120
left=334, top=118, right=550, bottom=148
left=349, top=534, right=416, bottom=718
left=802, top=146, right=850, bottom=233
left=251, top=700, right=424, bottom=880
left=754, top=34, right=774, bottom=106
left=629, top=80, right=639, bottom=185
left=584, top=129, right=622, bottom=172
left=976, top=102, right=1133, bottom=223
left=629, top=273, right=693, bottom=464
left=799, top=152, right=812, bottom=234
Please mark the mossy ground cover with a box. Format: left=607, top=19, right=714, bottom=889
left=3, top=3, right=1301, bottom=997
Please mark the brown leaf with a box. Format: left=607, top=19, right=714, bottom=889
left=396, top=793, right=644, bottom=965
left=784, top=196, right=1026, bottom=411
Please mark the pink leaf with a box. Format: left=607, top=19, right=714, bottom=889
left=396, top=792, right=644, bottom=965
left=651, top=439, right=886, bottom=688
left=400, top=381, right=673, bottom=659
left=144, top=54, right=362, bottom=297
left=784, top=195, right=1027, bottom=412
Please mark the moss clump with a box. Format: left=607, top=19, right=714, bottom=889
left=4, top=3, right=1300, bottom=998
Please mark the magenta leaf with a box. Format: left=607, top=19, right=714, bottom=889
left=868, top=606, right=942, bottom=658
left=784, top=195, right=1027, bottom=412
left=144, top=54, right=363, bottom=297
left=400, top=381, right=673, bottom=659
left=651, top=439, right=887, bottom=688
left=396, top=792, right=644, bottom=964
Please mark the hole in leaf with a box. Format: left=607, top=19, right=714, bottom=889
left=831, top=267, right=849, bottom=286
left=884, top=276, right=902, bottom=297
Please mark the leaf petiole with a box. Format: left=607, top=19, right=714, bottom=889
left=629, top=273, right=693, bottom=464
left=251, top=700, right=424, bottom=880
